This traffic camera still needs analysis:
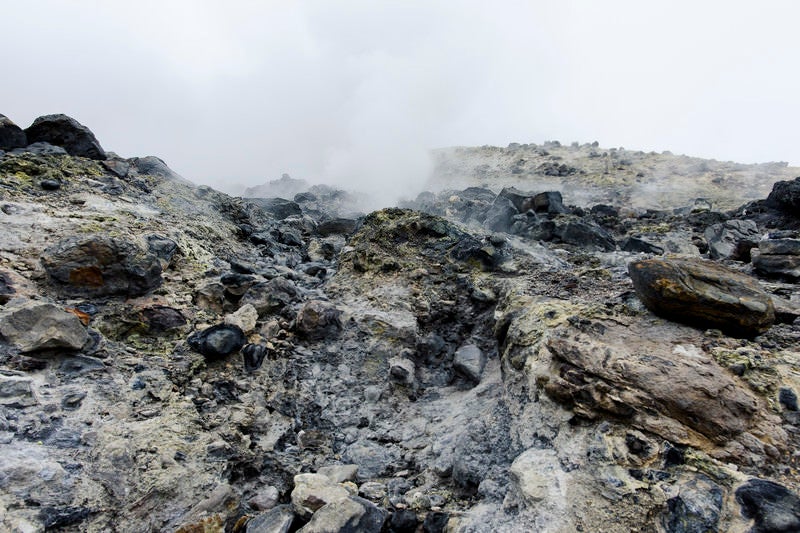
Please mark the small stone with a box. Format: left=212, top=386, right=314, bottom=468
left=241, top=343, right=268, bottom=372
left=295, top=300, right=342, bottom=339
left=779, top=387, right=798, bottom=411
left=453, top=344, right=486, bottom=383
left=249, top=486, right=280, bottom=511
left=225, top=303, right=259, bottom=333
left=359, top=481, right=388, bottom=501
left=290, top=473, right=350, bottom=518
left=40, top=179, right=62, bottom=191
left=299, top=496, right=386, bottom=533
left=389, top=357, right=416, bottom=386
left=0, top=375, right=37, bottom=408
left=245, top=505, right=294, bottom=533
left=422, top=511, right=449, bottom=533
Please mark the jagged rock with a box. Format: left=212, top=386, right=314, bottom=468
left=620, top=236, right=664, bottom=255
left=299, top=495, right=386, bottom=533
left=757, top=237, right=800, bottom=256
left=509, top=449, right=566, bottom=506
left=553, top=220, right=616, bottom=251
left=388, top=357, right=416, bottom=386
left=241, top=343, right=269, bottom=372
left=187, top=324, right=246, bottom=358
left=246, top=505, right=294, bottom=533
left=660, top=475, right=723, bottom=533
left=0, top=271, right=15, bottom=304
left=0, top=375, right=37, bottom=408
left=359, top=482, right=388, bottom=501
left=735, top=479, right=800, bottom=533
left=0, top=299, right=88, bottom=352
left=139, top=305, right=186, bottom=335
left=388, top=509, right=418, bottom=532
left=194, top=282, right=226, bottom=313
left=225, top=304, right=258, bottom=333
left=704, top=219, right=760, bottom=260
left=421, top=511, right=450, bottom=533
left=24, top=114, right=106, bottom=160
left=343, top=439, right=400, bottom=479
left=628, top=257, right=775, bottom=336
left=753, top=237, right=800, bottom=279
left=0, top=114, right=27, bottom=149
left=41, top=235, right=163, bottom=297
left=483, top=197, right=518, bottom=233
left=250, top=198, right=302, bottom=220
left=220, top=272, right=256, bottom=299
left=248, top=486, right=280, bottom=511
left=240, top=277, right=298, bottom=317
left=146, top=234, right=178, bottom=266
left=452, top=344, right=486, bottom=383
left=290, top=473, right=351, bottom=519
left=317, top=464, right=359, bottom=484
left=295, top=300, right=341, bottom=339
left=765, top=176, right=800, bottom=216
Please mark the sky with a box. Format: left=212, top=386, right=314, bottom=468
left=2, top=1, right=800, bottom=203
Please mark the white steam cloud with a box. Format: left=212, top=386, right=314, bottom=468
left=1, top=1, right=800, bottom=205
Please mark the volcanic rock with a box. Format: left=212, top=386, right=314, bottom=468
left=628, top=257, right=775, bottom=336
left=187, top=324, right=246, bottom=358
left=765, top=176, right=800, bottom=216
left=24, top=114, right=106, bottom=160
left=0, top=114, right=27, bottom=149
left=0, top=299, right=88, bottom=352
left=290, top=473, right=350, bottom=518
left=452, top=344, right=486, bottom=383
left=41, top=235, right=163, bottom=297
left=300, top=496, right=386, bottom=533
left=295, top=300, right=341, bottom=339
left=246, top=505, right=294, bottom=533
left=735, top=479, right=800, bottom=533
left=704, top=219, right=760, bottom=261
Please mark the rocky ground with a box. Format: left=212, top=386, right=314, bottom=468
left=0, top=113, right=799, bottom=533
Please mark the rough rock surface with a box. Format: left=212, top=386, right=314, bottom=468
left=628, top=257, right=775, bottom=336
left=0, top=114, right=27, bottom=150
left=24, top=114, right=106, bottom=160
left=1, top=117, right=799, bottom=532
left=0, top=299, right=88, bottom=352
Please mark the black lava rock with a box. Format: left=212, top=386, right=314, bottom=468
left=24, top=114, right=106, bottom=160
left=146, top=234, right=178, bottom=265
left=188, top=324, right=246, bottom=358
left=735, top=478, right=800, bottom=533
left=242, top=343, right=268, bottom=372
left=40, top=178, right=62, bottom=190
left=621, top=236, right=664, bottom=255
left=766, top=176, right=800, bottom=216
left=779, top=387, right=798, bottom=411
left=422, top=511, right=449, bottom=533
left=388, top=509, right=418, bottom=532
left=0, top=114, right=27, bottom=149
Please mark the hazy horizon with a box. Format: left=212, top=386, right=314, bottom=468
left=3, top=1, right=800, bottom=204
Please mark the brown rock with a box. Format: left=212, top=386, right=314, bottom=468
left=628, top=257, right=774, bottom=336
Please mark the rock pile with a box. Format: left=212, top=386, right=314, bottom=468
left=0, top=113, right=798, bottom=532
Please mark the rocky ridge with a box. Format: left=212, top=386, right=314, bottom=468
left=0, top=113, right=799, bottom=533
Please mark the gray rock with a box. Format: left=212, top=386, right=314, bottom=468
left=240, top=278, right=298, bottom=317
left=509, top=449, right=566, bottom=506
left=24, top=114, right=106, bottom=160
left=660, top=475, right=723, bottom=533
left=291, top=473, right=350, bottom=518
left=299, top=496, right=386, bottom=533
left=343, top=440, right=399, bottom=479
left=359, top=481, right=388, bottom=501
left=752, top=253, right=800, bottom=279
left=757, top=238, right=800, bottom=256
left=0, top=375, right=37, bottom=408
left=317, top=464, right=359, bottom=484
left=628, top=257, right=775, bottom=336
left=620, top=236, right=664, bottom=255
left=0, top=299, right=88, bottom=352
left=246, top=504, right=294, bottom=533
left=249, top=485, right=280, bottom=511
left=41, top=235, right=162, bottom=297
left=0, top=114, right=27, bottom=149
left=704, top=219, right=760, bottom=261
left=250, top=198, right=302, bottom=220
left=766, top=176, right=800, bottom=216
left=452, top=344, right=486, bottom=383
left=388, top=357, right=416, bottom=386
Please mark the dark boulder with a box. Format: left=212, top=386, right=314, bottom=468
left=241, top=343, right=269, bottom=372
left=765, top=176, right=800, bottom=216
left=497, top=187, right=536, bottom=213
left=735, top=478, right=800, bottom=533
left=129, top=156, right=181, bottom=180
left=422, top=511, right=449, bottom=533
left=660, top=475, right=723, bottom=533
left=240, top=277, right=299, bottom=317
left=628, top=257, right=775, bottom=336
left=621, top=236, right=664, bottom=255
left=146, top=235, right=178, bottom=266
left=483, top=197, right=518, bottom=233
left=0, top=114, right=27, bottom=149
left=41, top=235, right=163, bottom=297
left=532, top=191, right=569, bottom=214
left=388, top=509, right=418, bottom=532
left=187, top=324, right=246, bottom=358
left=318, top=217, right=359, bottom=236
left=24, top=114, right=106, bottom=160
left=245, top=504, right=294, bottom=533
left=139, top=306, right=186, bottom=335
left=250, top=197, right=302, bottom=220
left=553, top=220, right=616, bottom=251
left=704, top=219, right=760, bottom=261
left=295, top=300, right=342, bottom=339
left=753, top=236, right=800, bottom=279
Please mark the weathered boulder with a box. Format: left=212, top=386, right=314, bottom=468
left=660, top=475, right=724, bottom=533
left=24, top=114, right=106, bottom=160
left=240, top=277, right=298, bottom=317
left=704, top=219, right=760, bottom=261
left=735, top=479, right=800, bottom=533
left=246, top=505, right=294, bottom=533
left=290, top=473, right=350, bottom=519
left=752, top=237, right=800, bottom=279
left=250, top=197, right=302, bottom=220
left=0, top=114, right=27, bottom=149
left=0, top=299, right=88, bottom=352
left=224, top=303, right=258, bottom=333
left=187, top=324, right=246, bottom=358
left=41, top=235, right=163, bottom=297
left=628, top=257, right=774, bottom=336
left=620, top=236, right=664, bottom=255
left=299, top=496, right=386, bottom=533
left=317, top=464, right=359, bottom=484
left=295, top=300, right=341, bottom=339
left=765, top=176, right=800, bottom=216
left=553, top=220, right=616, bottom=251
left=509, top=449, right=567, bottom=507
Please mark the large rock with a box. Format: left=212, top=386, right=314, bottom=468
left=0, top=114, right=27, bottom=149
left=628, top=257, right=775, bottom=336
left=24, top=114, right=106, bottom=160
left=765, top=176, right=800, bottom=216
left=240, top=277, right=298, bottom=317
left=187, top=324, right=246, bottom=359
left=704, top=219, right=760, bottom=261
left=752, top=237, right=800, bottom=279
left=41, top=235, right=163, bottom=297
left=290, top=473, right=350, bottom=519
left=295, top=300, right=342, bottom=339
left=660, top=475, right=724, bottom=533
left=299, top=496, right=386, bottom=533
left=452, top=344, right=486, bottom=383
left=0, top=299, right=88, bottom=352
left=246, top=505, right=294, bottom=533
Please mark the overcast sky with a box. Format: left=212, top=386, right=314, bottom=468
left=2, top=1, right=799, bottom=201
